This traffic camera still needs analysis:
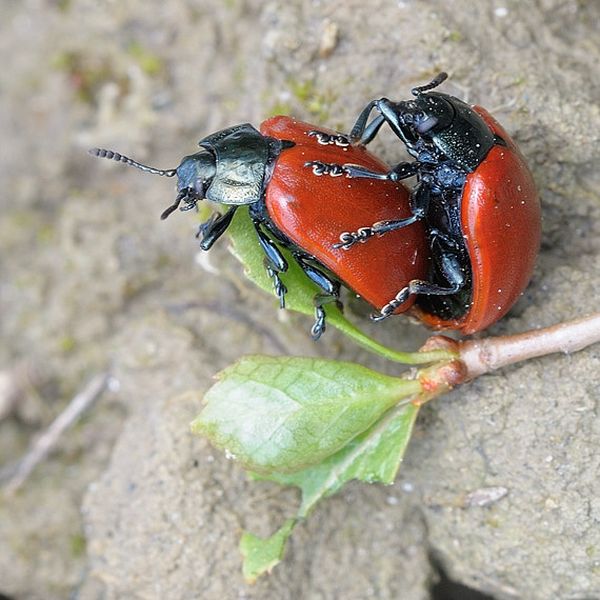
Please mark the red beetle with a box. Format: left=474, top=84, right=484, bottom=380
left=333, top=73, right=541, bottom=334
left=90, top=116, right=428, bottom=338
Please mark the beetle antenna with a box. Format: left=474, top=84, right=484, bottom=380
left=411, top=72, right=448, bottom=96
left=89, top=148, right=177, bottom=177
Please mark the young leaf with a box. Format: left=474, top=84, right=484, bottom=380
left=191, top=356, right=421, bottom=474
left=240, top=518, right=296, bottom=583
left=241, top=400, right=419, bottom=581
left=227, top=208, right=452, bottom=365
left=255, top=399, right=419, bottom=516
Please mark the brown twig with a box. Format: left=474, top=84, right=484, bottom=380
left=1, top=372, right=110, bottom=495
left=420, top=312, right=600, bottom=386
left=459, top=312, right=600, bottom=379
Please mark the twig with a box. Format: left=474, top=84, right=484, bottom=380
left=420, top=312, right=600, bottom=385
left=2, top=372, right=110, bottom=495
left=459, top=312, right=600, bottom=379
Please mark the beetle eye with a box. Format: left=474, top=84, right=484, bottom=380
left=416, top=114, right=439, bottom=134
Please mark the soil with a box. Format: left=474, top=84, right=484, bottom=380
left=1, top=1, right=599, bottom=599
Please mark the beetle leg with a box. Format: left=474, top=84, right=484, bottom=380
left=428, top=227, right=462, bottom=251
left=349, top=100, right=381, bottom=144
left=306, top=130, right=350, bottom=147
left=254, top=222, right=289, bottom=309
left=372, top=236, right=466, bottom=321
left=372, top=277, right=463, bottom=322
left=309, top=292, right=344, bottom=340
left=342, top=160, right=420, bottom=182
left=350, top=98, right=419, bottom=153
left=429, top=234, right=469, bottom=297
left=264, top=263, right=288, bottom=309
left=334, top=182, right=430, bottom=250
left=304, top=161, right=347, bottom=177
left=350, top=100, right=419, bottom=152
left=408, top=181, right=432, bottom=220
left=351, top=114, right=386, bottom=146
left=334, top=217, right=419, bottom=250
left=293, top=253, right=342, bottom=340
left=195, top=206, right=237, bottom=251
left=341, top=164, right=389, bottom=180
left=310, top=295, right=342, bottom=340
left=373, top=98, right=420, bottom=154
left=305, top=160, right=420, bottom=183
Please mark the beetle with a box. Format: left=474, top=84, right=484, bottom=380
left=323, top=72, right=541, bottom=334
left=90, top=116, right=428, bottom=339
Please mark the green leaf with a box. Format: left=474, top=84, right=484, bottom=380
left=240, top=518, right=296, bottom=583
left=191, top=356, right=421, bottom=474
left=255, top=400, right=419, bottom=516
left=227, top=209, right=452, bottom=365
left=241, top=400, right=419, bottom=581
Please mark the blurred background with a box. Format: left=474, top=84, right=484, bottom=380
left=1, top=1, right=599, bottom=599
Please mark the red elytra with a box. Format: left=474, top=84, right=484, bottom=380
left=413, top=106, right=541, bottom=333
left=260, top=116, right=429, bottom=314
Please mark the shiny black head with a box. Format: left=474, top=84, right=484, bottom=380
left=161, top=150, right=216, bottom=219
left=88, top=147, right=216, bottom=220
left=396, top=72, right=454, bottom=136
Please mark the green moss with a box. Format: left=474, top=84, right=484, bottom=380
left=126, top=41, right=164, bottom=77
left=265, top=101, right=293, bottom=118
left=55, top=0, right=72, bottom=12
left=288, top=78, right=338, bottom=124
left=485, top=517, right=501, bottom=528
left=37, top=223, right=56, bottom=245
left=52, top=51, right=125, bottom=104
left=289, top=79, right=316, bottom=103
left=8, top=210, right=38, bottom=230
left=222, top=98, right=238, bottom=112
left=59, top=336, right=77, bottom=354
left=69, top=533, right=87, bottom=557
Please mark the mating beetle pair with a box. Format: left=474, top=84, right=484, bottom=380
left=91, top=73, right=541, bottom=338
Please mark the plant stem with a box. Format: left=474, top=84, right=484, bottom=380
left=1, top=372, right=110, bottom=495
left=459, top=312, right=600, bottom=379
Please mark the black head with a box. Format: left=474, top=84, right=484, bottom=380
left=394, top=72, right=454, bottom=136
left=89, top=147, right=216, bottom=220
